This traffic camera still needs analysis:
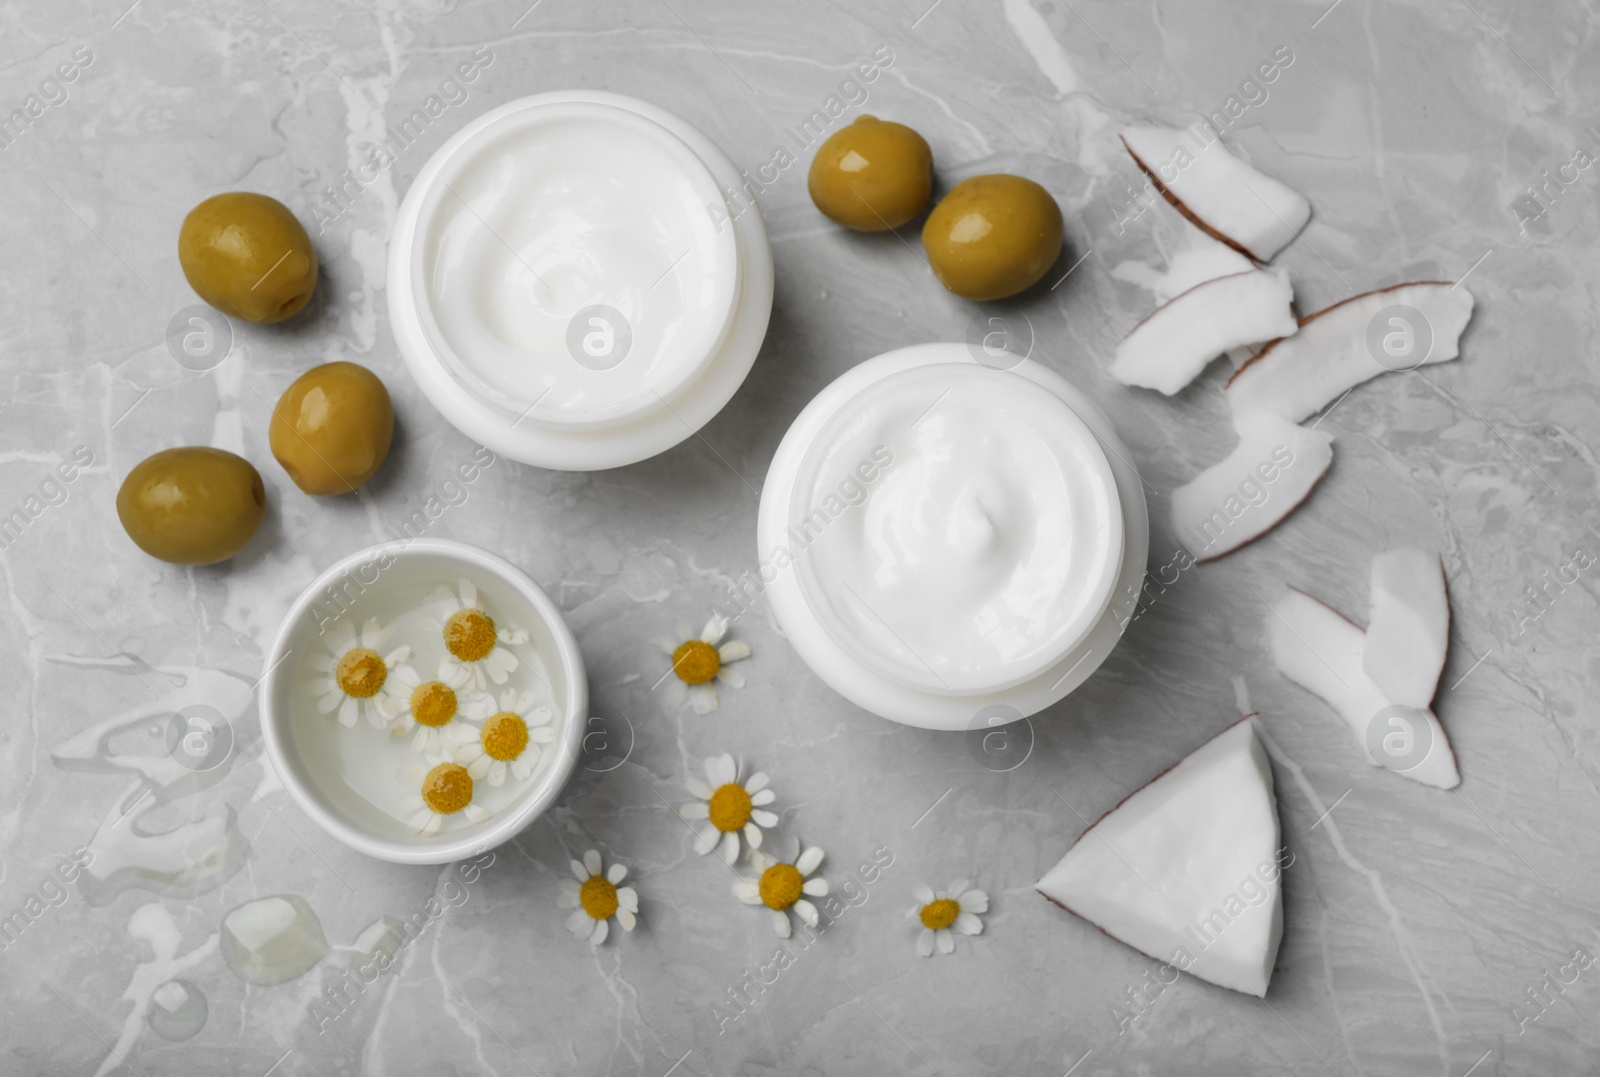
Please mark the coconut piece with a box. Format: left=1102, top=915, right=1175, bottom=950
left=1121, top=126, right=1311, bottom=262
left=1268, top=586, right=1460, bottom=790
left=1110, top=270, right=1298, bottom=395
left=1172, top=411, right=1333, bottom=562
left=1364, top=549, right=1450, bottom=709
left=1226, top=282, right=1475, bottom=423
left=1037, top=719, right=1285, bottom=997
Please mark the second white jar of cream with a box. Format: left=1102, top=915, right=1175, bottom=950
left=388, top=91, right=773, bottom=470
left=759, top=343, right=1148, bottom=729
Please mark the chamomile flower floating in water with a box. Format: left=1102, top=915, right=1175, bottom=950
left=558, top=849, right=638, bottom=945
left=680, top=753, right=778, bottom=864
left=431, top=578, right=528, bottom=691
left=450, top=688, right=555, bottom=787
left=733, top=842, right=828, bottom=939
left=908, top=880, right=987, bottom=957
left=382, top=659, right=492, bottom=756
left=396, top=761, right=489, bottom=836
left=649, top=616, right=750, bottom=714
left=310, top=617, right=410, bottom=728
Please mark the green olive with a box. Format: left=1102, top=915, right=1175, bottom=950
left=268, top=362, right=394, bottom=495
left=921, top=174, right=1064, bottom=301
left=178, top=192, right=318, bottom=324
left=117, top=448, right=265, bottom=565
left=807, top=115, right=933, bottom=231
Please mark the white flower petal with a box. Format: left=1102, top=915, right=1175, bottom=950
left=571, top=859, right=589, bottom=882
left=750, top=790, right=776, bottom=808
left=750, top=809, right=779, bottom=829
left=338, top=697, right=359, bottom=728
left=679, top=801, right=710, bottom=821
left=689, top=684, right=719, bottom=714
left=685, top=776, right=714, bottom=800
left=793, top=899, right=818, bottom=926
left=960, top=891, right=989, bottom=914
left=459, top=578, right=478, bottom=609
left=918, top=928, right=935, bottom=957
left=648, top=635, right=678, bottom=655
left=948, top=879, right=970, bottom=898
left=419, top=813, right=441, bottom=837
left=715, top=666, right=745, bottom=689
left=328, top=619, right=357, bottom=653
left=591, top=917, right=609, bottom=946
left=717, top=640, right=751, bottom=663
left=718, top=830, right=739, bottom=865
left=558, top=879, right=580, bottom=899
left=566, top=909, right=593, bottom=937
left=359, top=617, right=382, bottom=648
left=745, top=772, right=769, bottom=795
left=607, top=862, right=628, bottom=884
left=385, top=644, right=411, bottom=667
left=583, top=849, right=603, bottom=876
left=802, top=878, right=829, bottom=897
left=487, top=762, right=506, bottom=787
left=310, top=655, right=335, bottom=674
left=463, top=804, right=488, bottom=822
left=616, top=887, right=638, bottom=913
left=362, top=701, right=387, bottom=729
left=692, top=824, right=721, bottom=857
left=511, top=757, right=535, bottom=781
left=732, top=878, right=762, bottom=905
left=795, top=846, right=824, bottom=876
left=701, top=615, right=728, bottom=645
left=710, top=753, right=737, bottom=786
left=745, top=823, right=763, bottom=849
left=937, top=928, right=955, bottom=954
left=953, top=912, right=983, bottom=936
left=500, top=627, right=529, bottom=645
left=913, top=884, right=935, bottom=905
left=526, top=705, right=553, bottom=727
left=617, top=907, right=636, bottom=931
left=771, top=910, right=791, bottom=939
left=663, top=679, right=687, bottom=708
left=317, top=689, right=343, bottom=715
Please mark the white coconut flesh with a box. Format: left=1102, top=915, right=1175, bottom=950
left=1121, top=125, right=1311, bottom=262
left=1268, top=586, right=1460, bottom=790
left=1037, top=720, right=1286, bottom=997
left=1111, top=269, right=1298, bottom=395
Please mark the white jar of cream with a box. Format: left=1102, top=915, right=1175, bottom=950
left=758, top=343, right=1148, bottom=729
left=388, top=92, right=773, bottom=470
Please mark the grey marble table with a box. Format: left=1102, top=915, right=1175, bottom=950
left=2, top=0, right=1597, bottom=1074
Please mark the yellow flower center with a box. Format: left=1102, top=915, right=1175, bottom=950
left=580, top=875, right=619, bottom=920
left=707, top=783, right=752, bottom=832
left=759, top=863, right=804, bottom=910
left=421, top=763, right=473, bottom=815
left=920, top=898, right=960, bottom=930
left=481, top=711, right=529, bottom=762
left=335, top=648, right=386, bottom=698
left=409, top=682, right=458, bottom=727
left=671, top=639, right=720, bottom=685
left=444, top=608, right=497, bottom=663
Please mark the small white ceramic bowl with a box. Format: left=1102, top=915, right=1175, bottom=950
left=259, top=538, right=587, bottom=864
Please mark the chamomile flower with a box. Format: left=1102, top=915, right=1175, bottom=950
left=396, top=761, right=488, bottom=837
left=450, top=688, right=555, bottom=786
left=908, top=880, right=987, bottom=957
left=382, top=659, right=492, bottom=756
left=679, top=753, right=778, bottom=864
left=431, top=578, right=529, bottom=691
left=733, top=842, right=828, bottom=939
left=310, top=617, right=410, bottom=728
left=649, top=615, right=750, bottom=714
left=558, top=849, right=638, bottom=945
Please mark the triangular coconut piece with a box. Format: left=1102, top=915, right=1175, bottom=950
left=1171, top=410, right=1333, bottom=561
left=1121, top=126, right=1311, bottom=262
left=1268, top=586, right=1460, bottom=789
left=1364, top=549, right=1450, bottom=709
left=1110, top=269, right=1298, bottom=395
left=1038, top=719, right=1285, bottom=997
left=1226, top=282, right=1475, bottom=423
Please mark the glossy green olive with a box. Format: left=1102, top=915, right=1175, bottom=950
left=808, top=115, right=933, bottom=231
left=178, top=192, right=318, bottom=324
left=268, top=362, right=394, bottom=495
left=117, top=447, right=265, bottom=565
left=921, top=174, right=1064, bottom=300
